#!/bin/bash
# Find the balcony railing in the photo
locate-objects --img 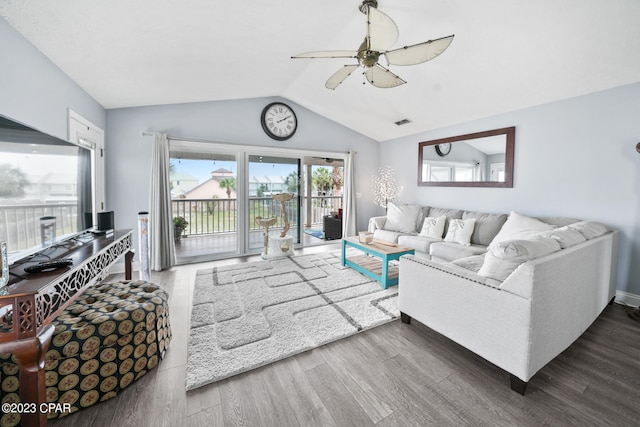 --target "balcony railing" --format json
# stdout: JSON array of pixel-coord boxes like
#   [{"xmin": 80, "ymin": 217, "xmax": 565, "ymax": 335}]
[
  {"xmin": 172, "ymin": 196, "xmax": 342, "ymax": 237},
  {"xmin": 0, "ymin": 203, "xmax": 78, "ymax": 256}
]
